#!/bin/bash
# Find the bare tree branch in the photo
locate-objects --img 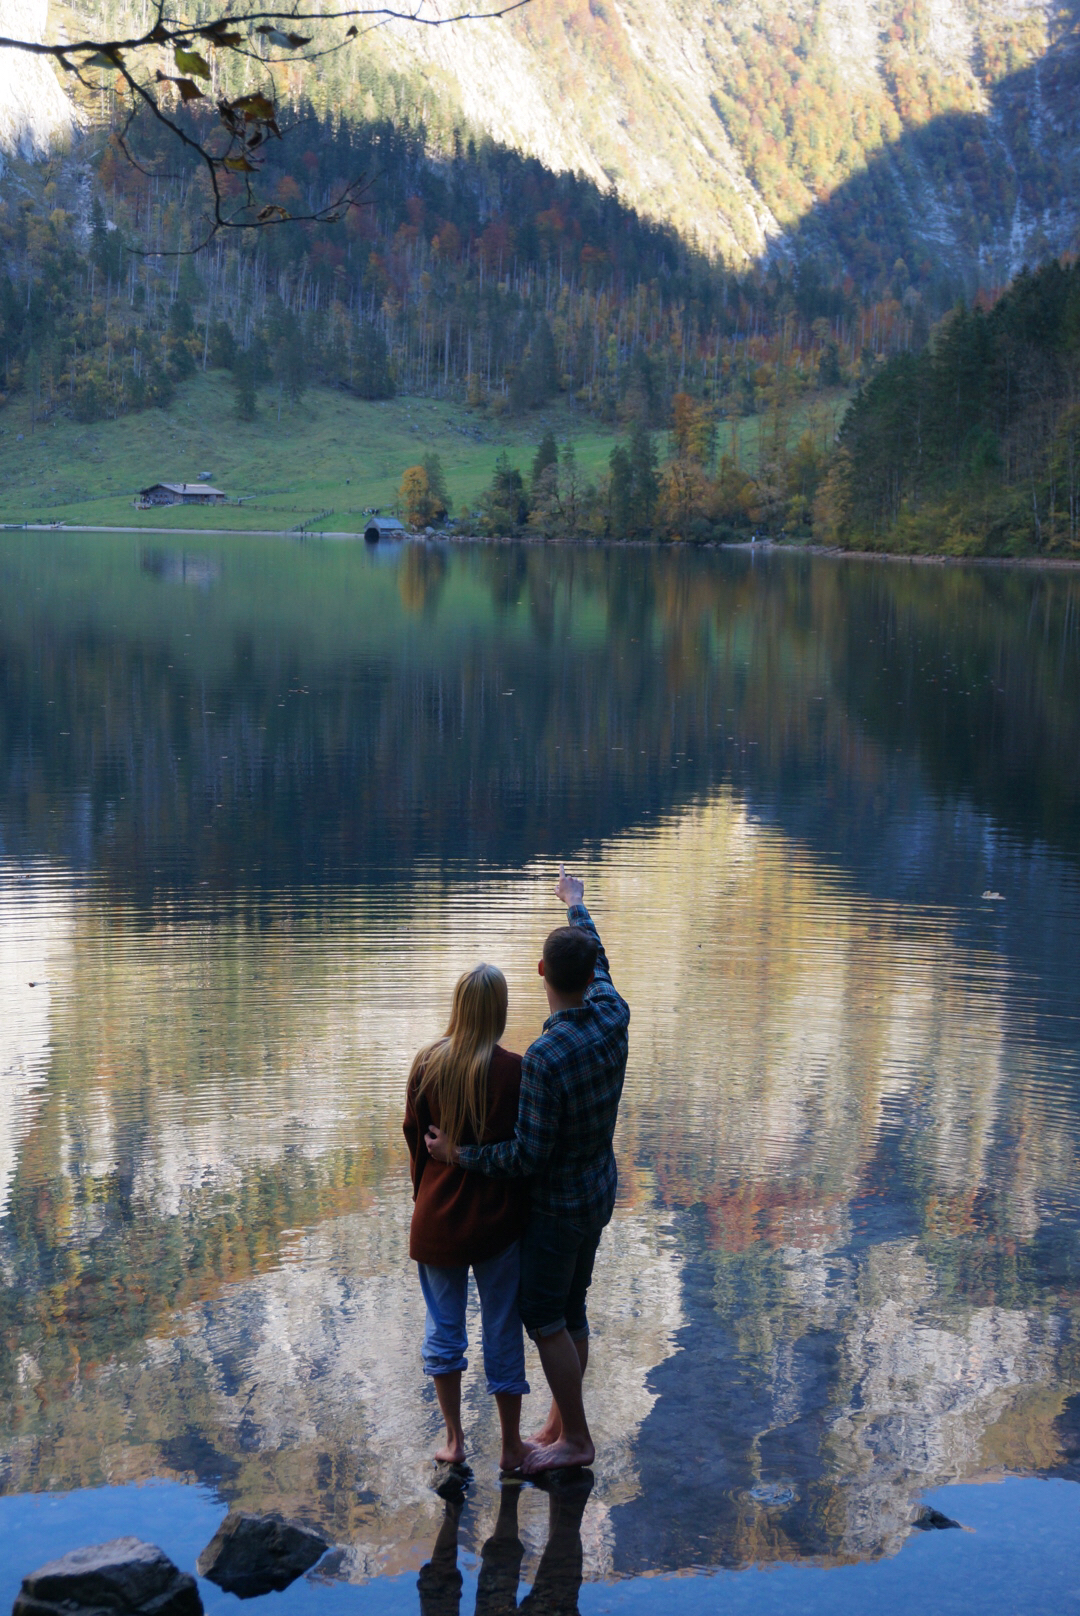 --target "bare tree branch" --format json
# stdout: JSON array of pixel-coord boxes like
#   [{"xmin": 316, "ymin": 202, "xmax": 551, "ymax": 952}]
[{"xmin": 0, "ymin": 1, "xmax": 530, "ymax": 242}]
